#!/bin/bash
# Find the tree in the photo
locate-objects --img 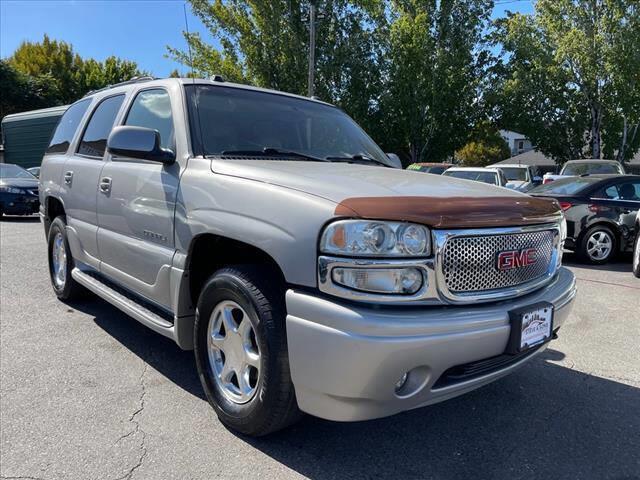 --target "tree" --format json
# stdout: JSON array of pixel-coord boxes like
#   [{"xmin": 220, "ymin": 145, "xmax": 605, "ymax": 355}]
[
  {"xmin": 455, "ymin": 121, "xmax": 510, "ymax": 166},
  {"xmin": 492, "ymin": 0, "xmax": 640, "ymax": 163},
  {"xmin": 378, "ymin": 0, "xmax": 494, "ymax": 163},
  {"xmin": 0, "ymin": 60, "xmax": 60, "ymax": 119}
]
